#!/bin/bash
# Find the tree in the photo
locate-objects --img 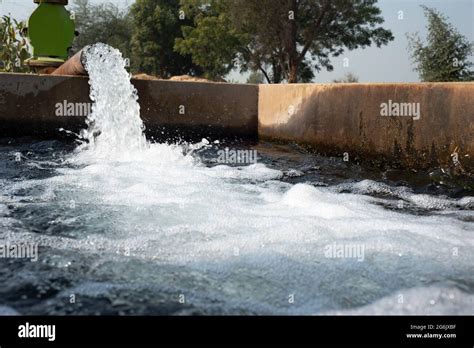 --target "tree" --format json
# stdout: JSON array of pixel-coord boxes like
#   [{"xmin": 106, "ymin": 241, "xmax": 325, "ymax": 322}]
[
  {"xmin": 173, "ymin": 0, "xmax": 242, "ymax": 79},
  {"xmin": 332, "ymin": 72, "xmax": 359, "ymax": 83},
  {"xmin": 246, "ymin": 71, "xmax": 266, "ymax": 84},
  {"xmin": 130, "ymin": 0, "xmax": 203, "ymax": 78},
  {"xmin": 71, "ymin": 0, "xmax": 133, "ymax": 61},
  {"xmin": 0, "ymin": 15, "xmax": 30, "ymax": 72},
  {"xmin": 176, "ymin": 0, "xmax": 393, "ymax": 83},
  {"xmin": 407, "ymin": 6, "xmax": 473, "ymax": 82}
]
